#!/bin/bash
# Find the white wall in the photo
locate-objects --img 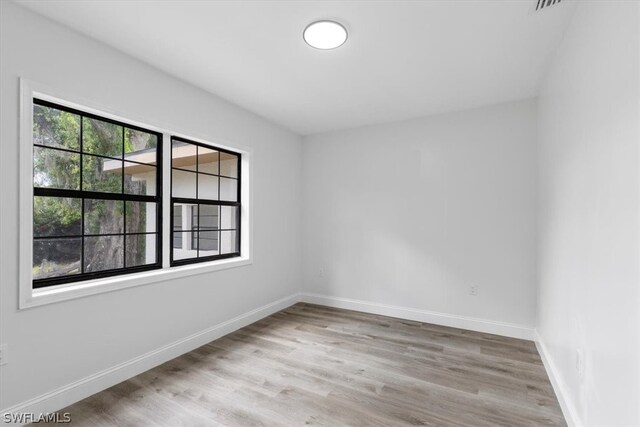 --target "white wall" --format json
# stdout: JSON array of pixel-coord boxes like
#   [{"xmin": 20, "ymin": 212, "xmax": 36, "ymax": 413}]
[
  {"xmin": 4, "ymin": 1, "xmax": 638, "ymax": 423},
  {"xmin": 536, "ymin": 2, "xmax": 640, "ymax": 426},
  {"xmin": 0, "ymin": 1, "xmax": 302, "ymax": 411},
  {"xmin": 302, "ymin": 99, "xmax": 538, "ymax": 330}
]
